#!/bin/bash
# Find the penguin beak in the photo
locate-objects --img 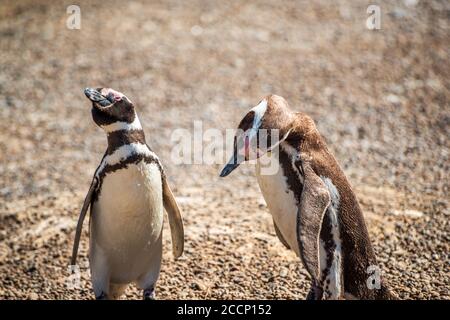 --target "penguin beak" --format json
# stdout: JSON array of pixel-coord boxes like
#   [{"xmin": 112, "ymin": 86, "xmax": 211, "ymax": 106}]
[
  {"xmin": 84, "ymin": 87, "xmax": 113, "ymax": 107},
  {"xmin": 220, "ymin": 144, "xmax": 244, "ymax": 177},
  {"xmin": 220, "ymin": 133, "xmax": 249, "ymax": 177},
  {"xmin": 220, "ymin": 160, "xmax": 240, "ymax": 177}
]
